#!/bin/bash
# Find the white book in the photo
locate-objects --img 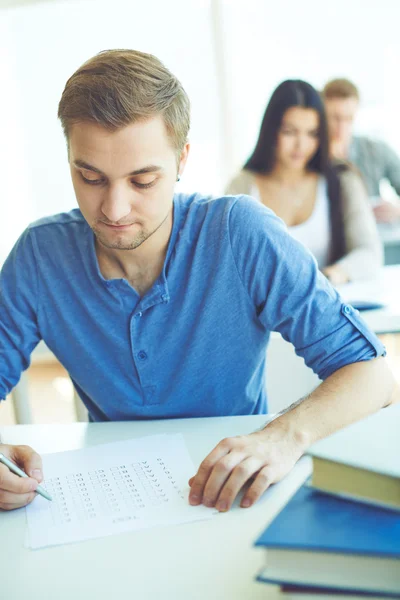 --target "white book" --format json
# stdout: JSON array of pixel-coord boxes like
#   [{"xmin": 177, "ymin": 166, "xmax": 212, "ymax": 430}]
[{"xmin": 307, "ymin": 404, "xmax": 400, "ymax": 510}]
